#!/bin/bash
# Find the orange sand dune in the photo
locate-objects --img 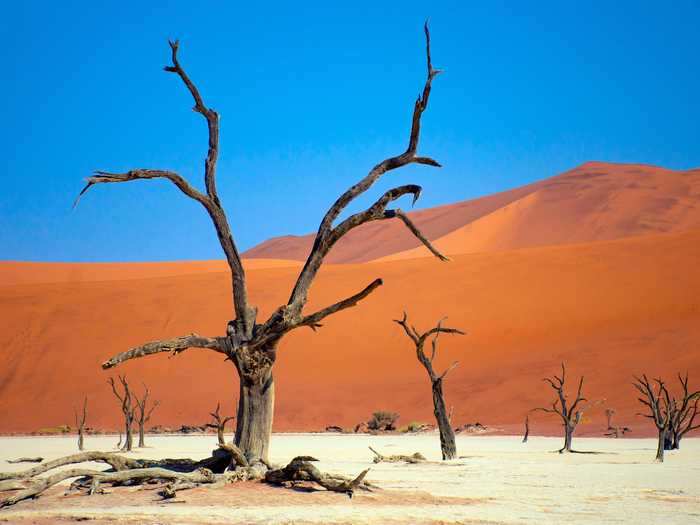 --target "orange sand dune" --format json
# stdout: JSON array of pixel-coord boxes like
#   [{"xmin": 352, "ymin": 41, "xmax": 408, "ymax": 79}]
[
  {"xmin": 0, "ymin": 259, "xmax": 301, "ymax": 287},
  {"xmin": 1, "ymin": 229, "xmax": 699, "ymax": 436},
  {"xmin": 246, "ymin": 162, "xmax": 700, "ymax": 263}
]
